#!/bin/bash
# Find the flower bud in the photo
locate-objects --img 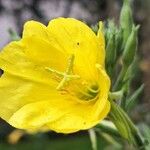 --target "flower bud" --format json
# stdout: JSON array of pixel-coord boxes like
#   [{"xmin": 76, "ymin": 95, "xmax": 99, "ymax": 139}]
[
  {"xmin": 105, "ymin": 20, "xmax": 117, "ymax": 75},
  {"xmin": 105, "ymin": 20, "xmax": 115, "ymax": 45},
  {"xmin": 109, "ymin": 100, "xmax": 145, "ymax": 147},
  {"xmin": 106, "ymin": 34, "xmax": 116, "ymax": 65},
  {"xmin": 122, "ymin": 25, "xmax": 139, "ymax": 67},
  {"xmin": 115, "ymin": 28, "xmax": 123, "ymax": 56},
  {"xmin": 120, "ymin": 0, "xmax": 133, "ymax": 47}
]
